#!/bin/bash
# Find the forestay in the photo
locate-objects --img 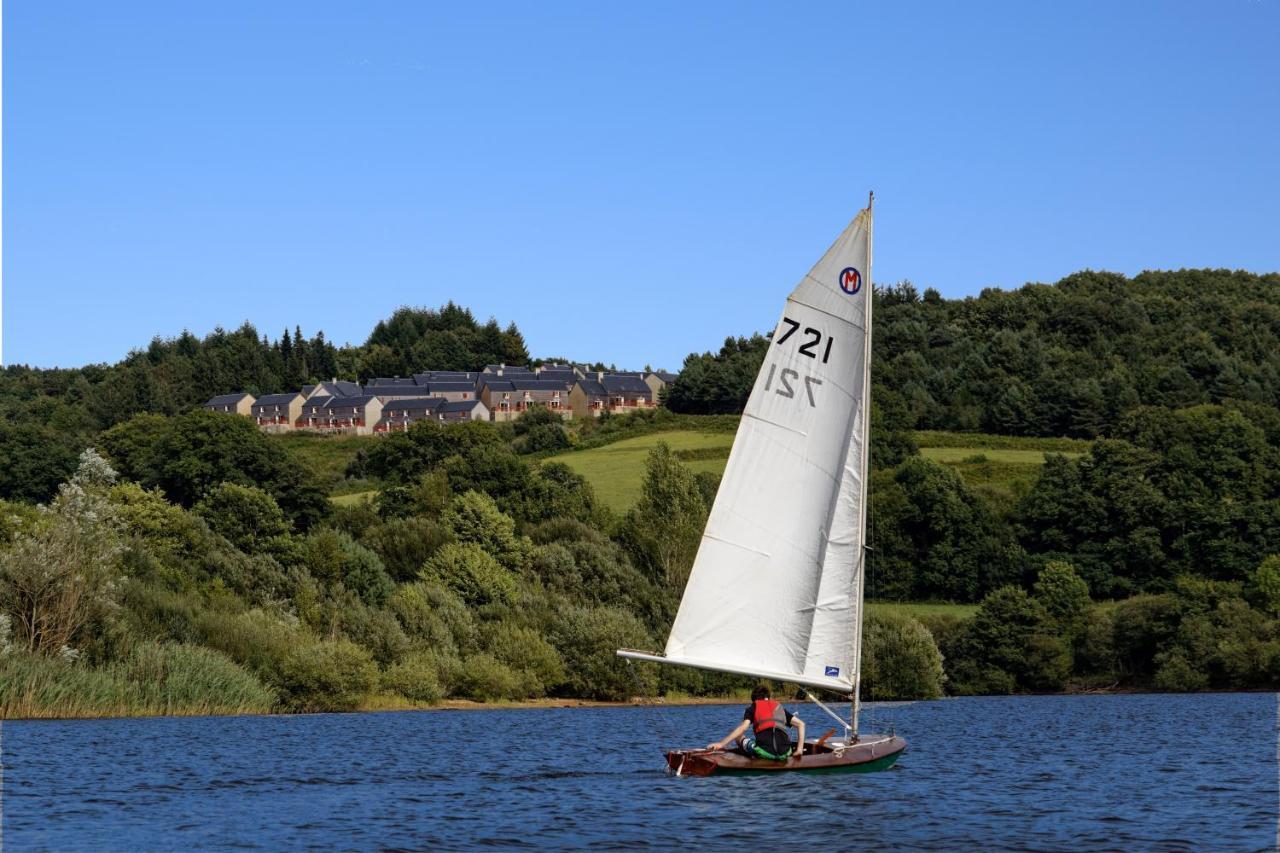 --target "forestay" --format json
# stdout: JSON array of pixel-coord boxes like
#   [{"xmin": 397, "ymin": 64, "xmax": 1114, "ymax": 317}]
[{"xmin": 635, "ymin": 206, "xmax": 874, "ymax": 693}]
